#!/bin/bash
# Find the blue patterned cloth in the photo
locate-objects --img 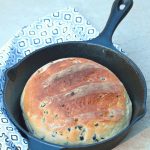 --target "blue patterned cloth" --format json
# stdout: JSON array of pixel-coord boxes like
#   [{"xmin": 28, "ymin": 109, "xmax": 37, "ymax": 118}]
[{"xmin": 0, "ymin": 7, "xmax": 123, "ymax": 150}]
